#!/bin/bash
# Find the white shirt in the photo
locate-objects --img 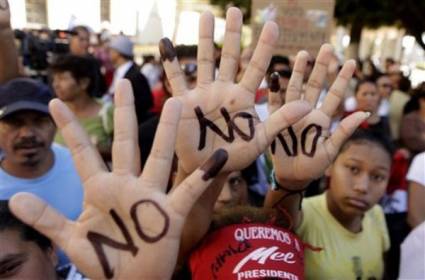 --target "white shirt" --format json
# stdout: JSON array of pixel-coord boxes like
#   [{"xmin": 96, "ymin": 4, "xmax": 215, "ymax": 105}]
[
  {"xmin": 407, "ymin": 152, "xmax": 425, "ymax": 186},
  {"xmin": 108, "ymin": 61, "xmax": 133, "ymax": 95},
  {"xmin": 399, "ymin": 221, "xmax": 425, "ymax": 279}
]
